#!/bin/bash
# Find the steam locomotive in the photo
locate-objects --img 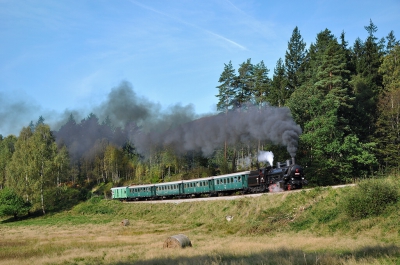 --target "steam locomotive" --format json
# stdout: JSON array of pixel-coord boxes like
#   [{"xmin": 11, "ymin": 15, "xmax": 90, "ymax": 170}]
[
  {"xmin": 111, "ymin": 158, "xmax": 307, "ymax": 201},
  {"xmin": 248, "ymin": 157, "xmax": 307, "ymax": 193}
]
